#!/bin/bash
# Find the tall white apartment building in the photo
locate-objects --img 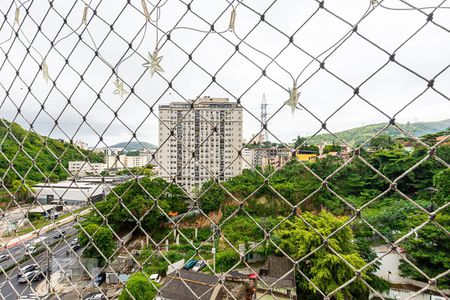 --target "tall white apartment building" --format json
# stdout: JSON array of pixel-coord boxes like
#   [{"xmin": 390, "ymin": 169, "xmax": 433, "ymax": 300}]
[{"xmin": 158, "ymin": 96, "xmax": 243, "ymax": 192}]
